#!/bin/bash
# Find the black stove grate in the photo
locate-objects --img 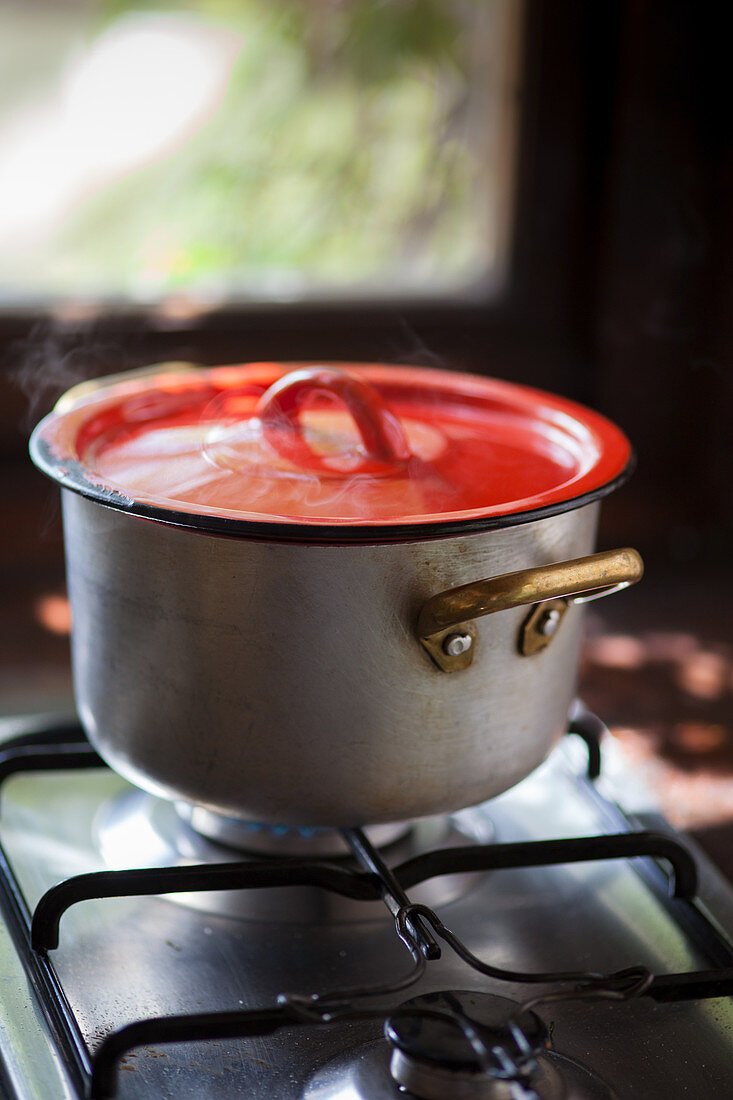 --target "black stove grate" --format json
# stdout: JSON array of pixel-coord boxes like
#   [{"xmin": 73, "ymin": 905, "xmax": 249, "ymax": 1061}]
[{"xmin": 1, "ymin": 717, "xmax": 732, "ymax": 1099}]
